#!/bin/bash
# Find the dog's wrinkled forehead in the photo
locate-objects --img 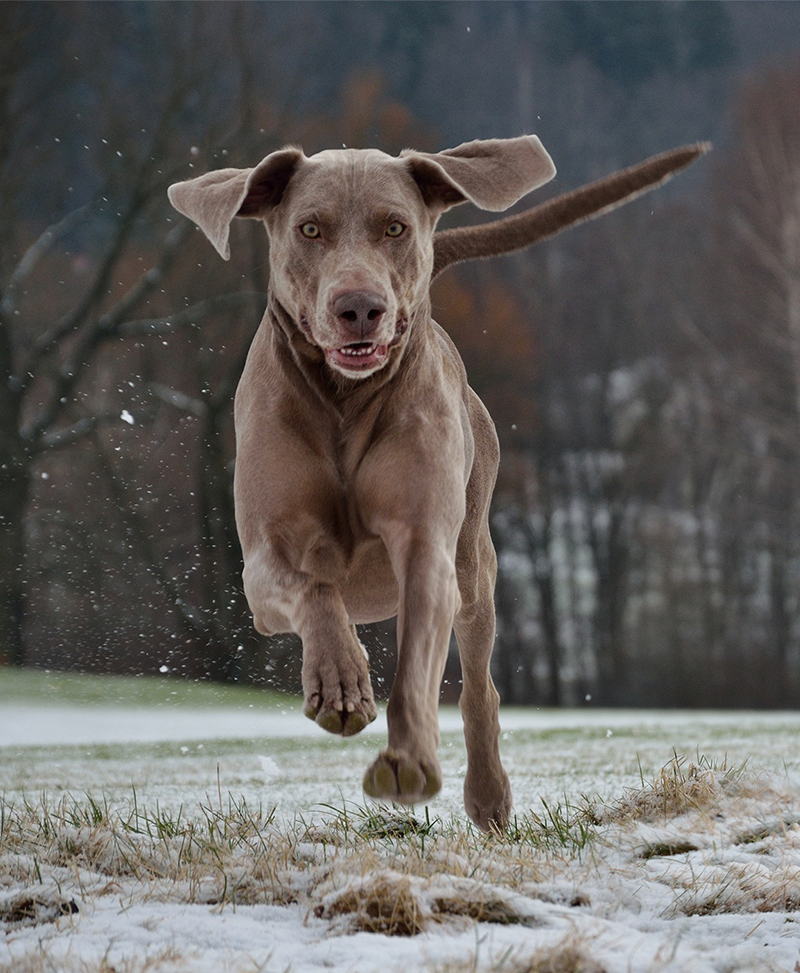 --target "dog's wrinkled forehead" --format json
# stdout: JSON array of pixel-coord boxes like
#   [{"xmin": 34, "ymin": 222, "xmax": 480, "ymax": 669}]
[
  {"xmin": 309, "ymin": 147, "xmax": 392, "ymax": 167},
  {"xmin": 277, "ymin": 148, "xmax": 427, "ymax": 222}
]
